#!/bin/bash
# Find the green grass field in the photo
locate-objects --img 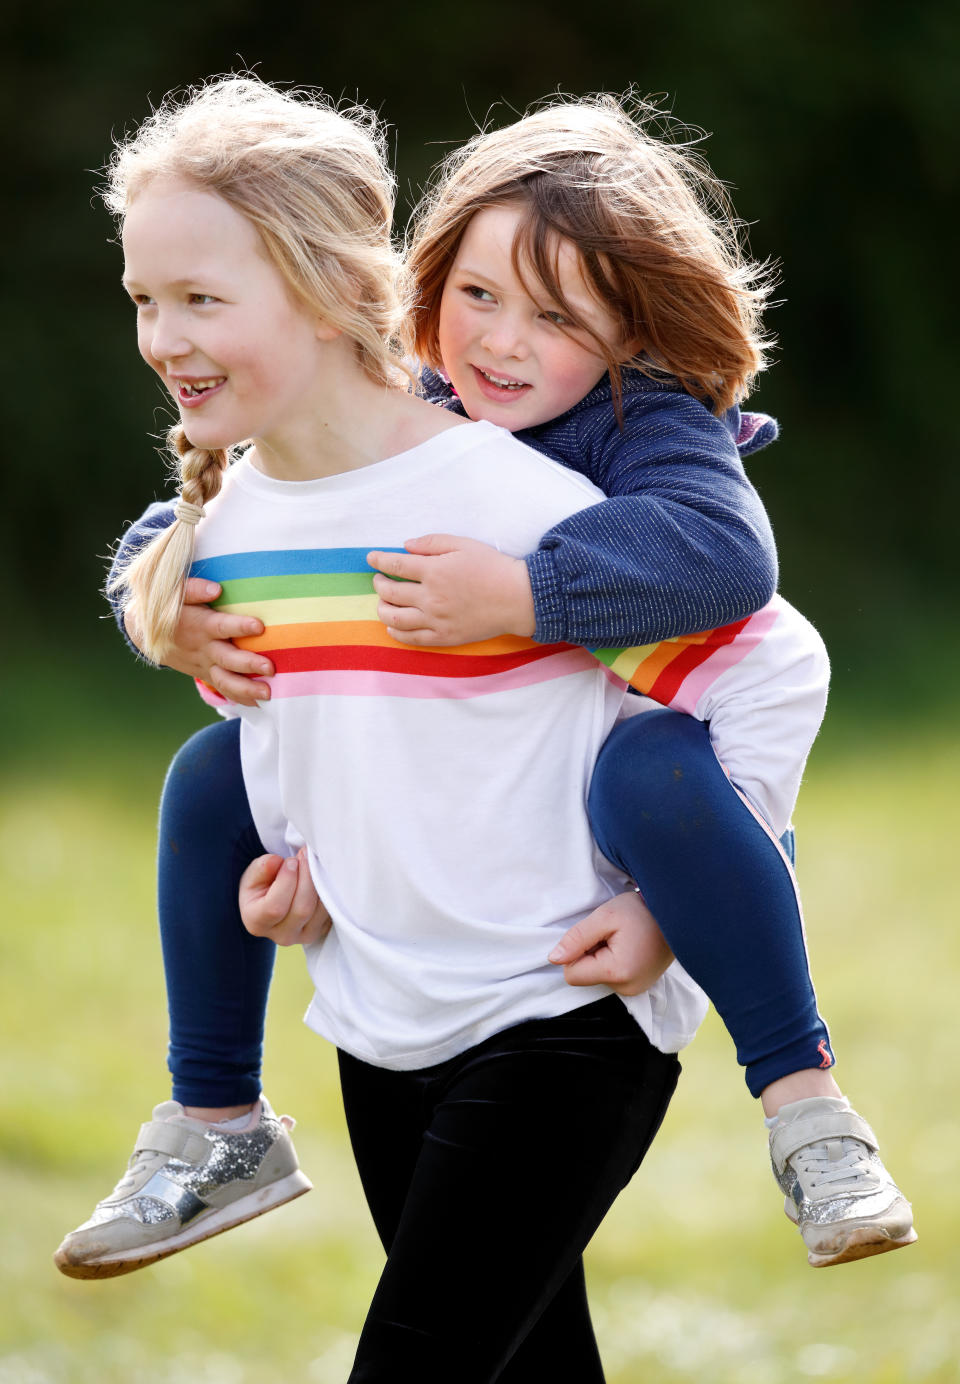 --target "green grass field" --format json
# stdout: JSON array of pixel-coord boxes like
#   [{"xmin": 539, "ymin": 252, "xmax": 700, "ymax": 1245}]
[{"xmin": 2, "ymin": 680, "xmax": 957, "ymax": 1382}]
